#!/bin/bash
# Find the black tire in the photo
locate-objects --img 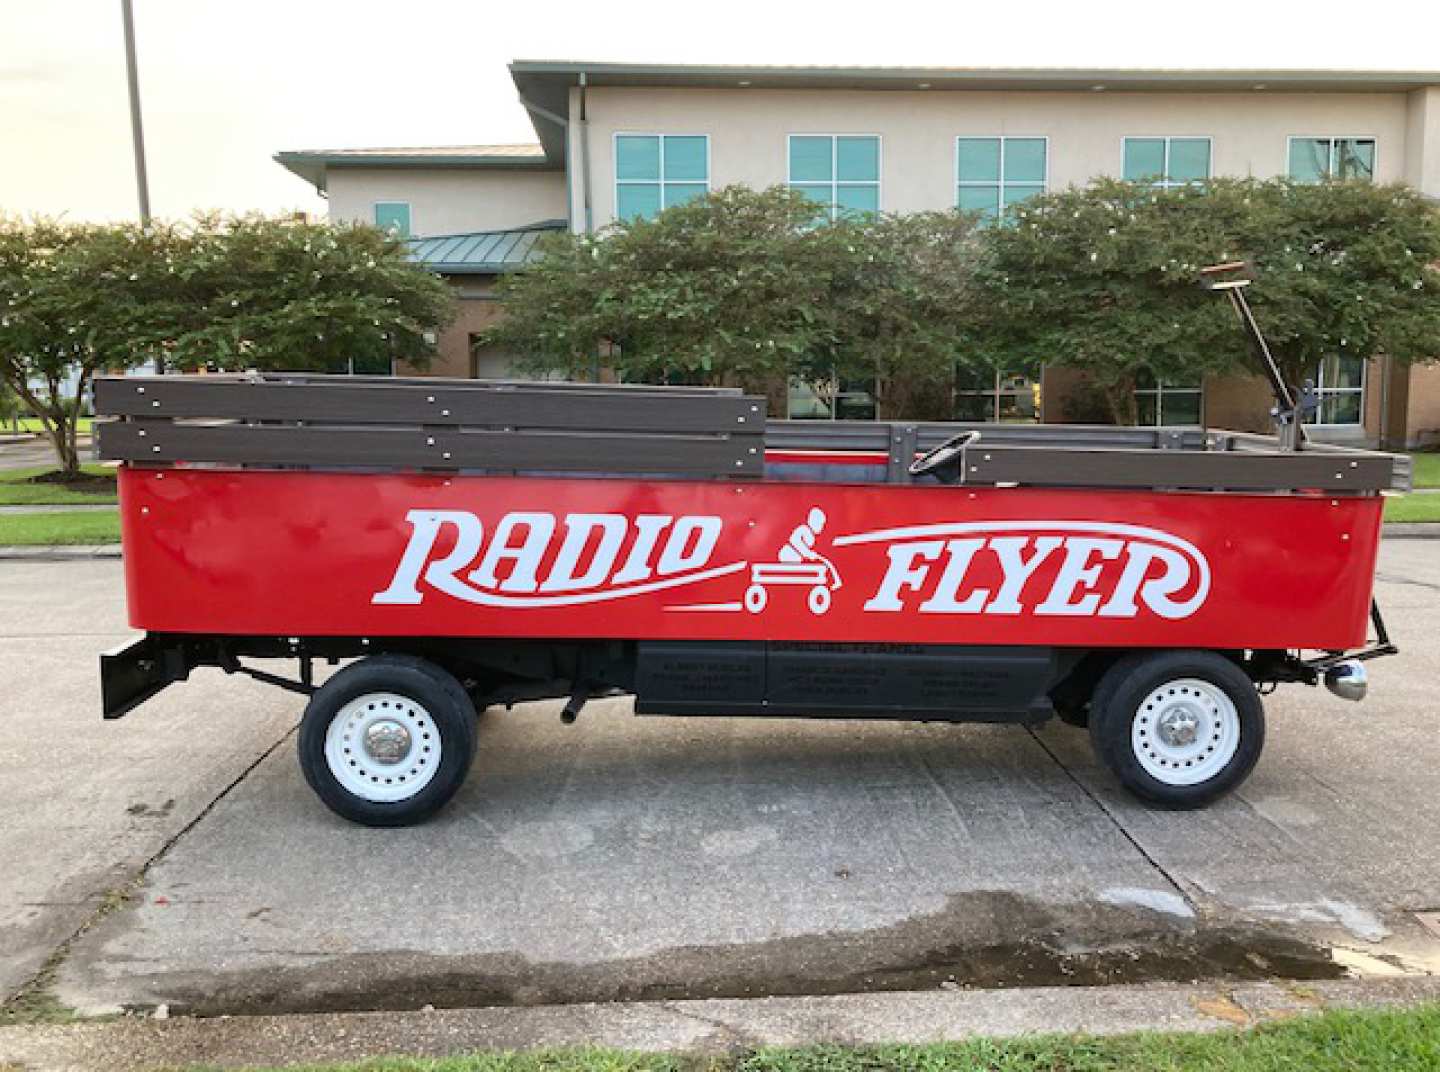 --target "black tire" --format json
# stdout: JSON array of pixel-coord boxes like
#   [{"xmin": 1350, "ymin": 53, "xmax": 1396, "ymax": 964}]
[
  {"xmin": 298, "ymin": 655, "xmax": 477, "ymax": 827},
  {"xmin": 1088, "ymin": 650, "xmax": 1264, "ymax": 809}
]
